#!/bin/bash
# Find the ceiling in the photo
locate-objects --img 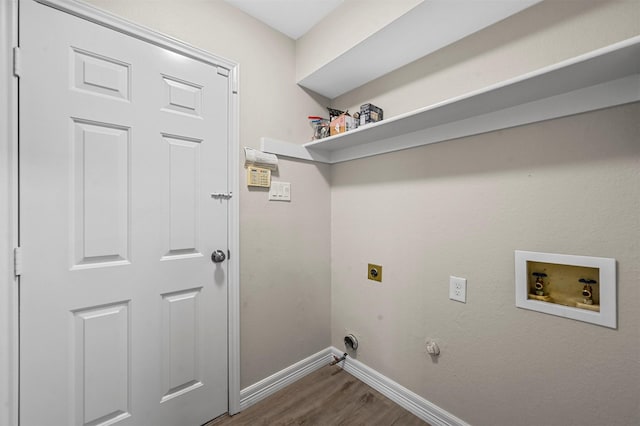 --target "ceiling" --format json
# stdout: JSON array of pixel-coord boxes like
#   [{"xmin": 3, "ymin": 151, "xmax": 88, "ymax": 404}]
[{"xmin": 224, "ymin": 0, "xmax": 343, "ymax": 40}]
